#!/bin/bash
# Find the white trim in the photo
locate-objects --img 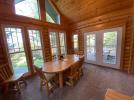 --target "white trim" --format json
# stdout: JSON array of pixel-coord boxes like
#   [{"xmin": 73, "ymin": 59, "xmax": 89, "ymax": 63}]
[{"xmin": 84, "ymin": 32, "xmax": 97, "ymax": 64}]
